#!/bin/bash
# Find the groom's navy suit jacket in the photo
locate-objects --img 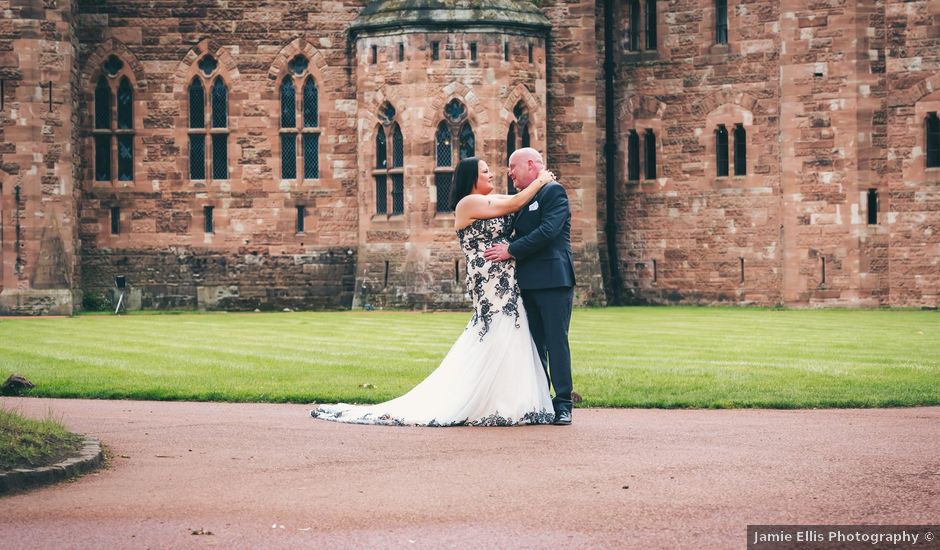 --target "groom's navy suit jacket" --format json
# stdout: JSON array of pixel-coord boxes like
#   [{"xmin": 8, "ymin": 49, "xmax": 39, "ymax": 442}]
[{"xmin": 507, "ymin": 181, "xmax": 576, "ymax": 290}]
